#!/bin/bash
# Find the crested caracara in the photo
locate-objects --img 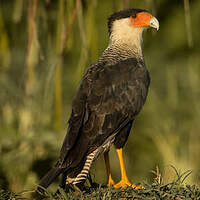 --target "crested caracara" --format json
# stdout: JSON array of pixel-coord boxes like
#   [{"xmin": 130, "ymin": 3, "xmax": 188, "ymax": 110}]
[{"xmin": 38, "ymin": 8, "xmax": 159, "ymax": 191}]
